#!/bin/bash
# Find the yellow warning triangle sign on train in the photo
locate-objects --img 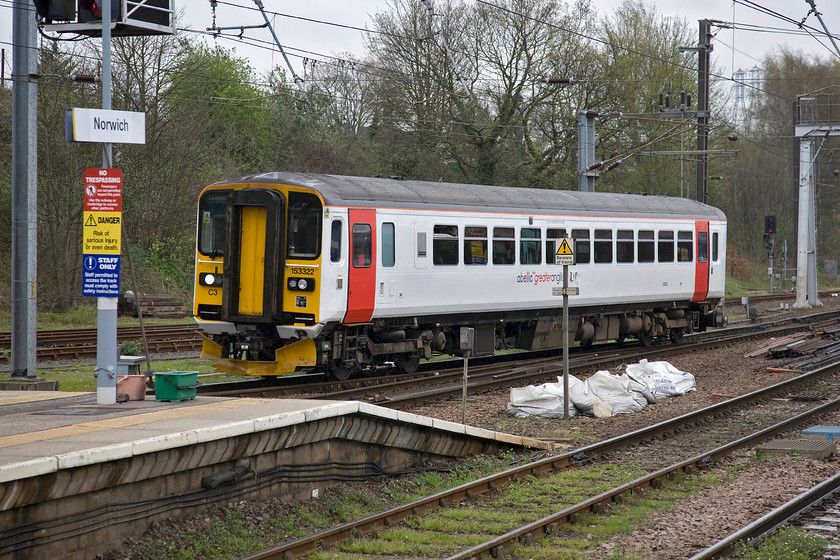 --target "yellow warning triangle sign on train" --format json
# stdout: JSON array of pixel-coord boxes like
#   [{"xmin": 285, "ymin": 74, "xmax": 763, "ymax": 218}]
[{"xmin": 556, "ymin": 238, "xmax": 573, "ymax": 256}]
